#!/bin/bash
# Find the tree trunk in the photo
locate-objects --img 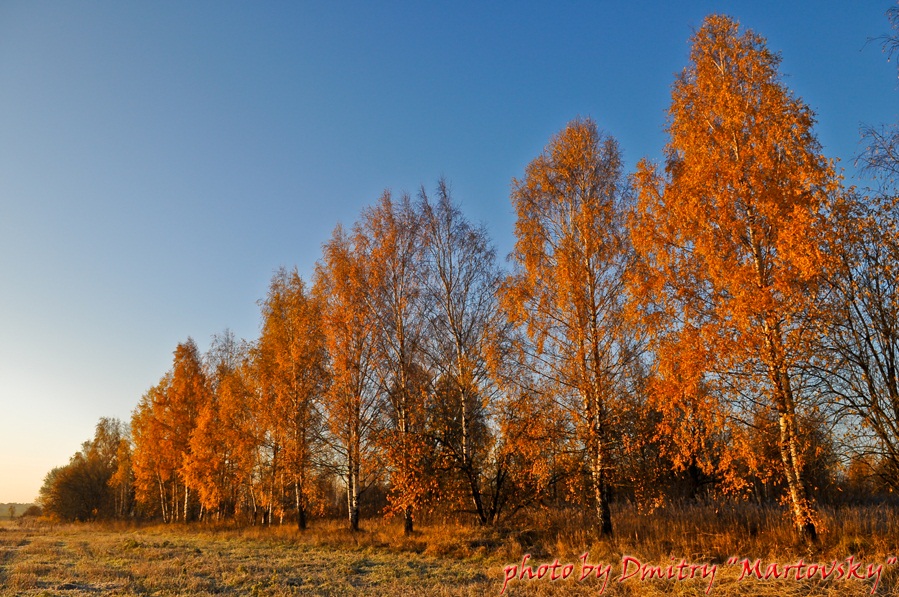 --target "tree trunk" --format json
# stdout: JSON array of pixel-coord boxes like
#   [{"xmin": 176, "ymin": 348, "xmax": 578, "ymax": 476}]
[
  {"xmin": 765, "ymin": 324, "xmax": 817, "ymax": 542},
  {"xmin": 157, "ymin": 473, "xmax": 168, "ymax": 523},
  {"xmin": 778, "ymin": 409, "xmax": 817, "ymax": 541},
  {"xmin": 591, "ymin": 441, "xmax": 613, "ymax": 537},
  {"xmin": 171, "ymin": 483, "xmax": 178, "ymax": 524},
  {"xmin": 465, "ymin": 464, "xmax": 488, "ymax": 525},
  {"xmin": 348, "ymin": 477, "xmax": 360, "ymax": 532},
  {"xmin": 587, "ymin": 387, "xmax": 613, "ymax": 537},
  {"xmin": 295, "ymin": 481, "xmax": 307, "ymax": 530},
  {"xmin": 398, "ymin": 370, "xmax": 415, "ymax": 536},
  {"xmin": 458, "ymin": 363, "xmax": 488, "ymax": 525},
  {"xmin": 347, "ymin": 443, "xmax": 360, "ymax": 532}
]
